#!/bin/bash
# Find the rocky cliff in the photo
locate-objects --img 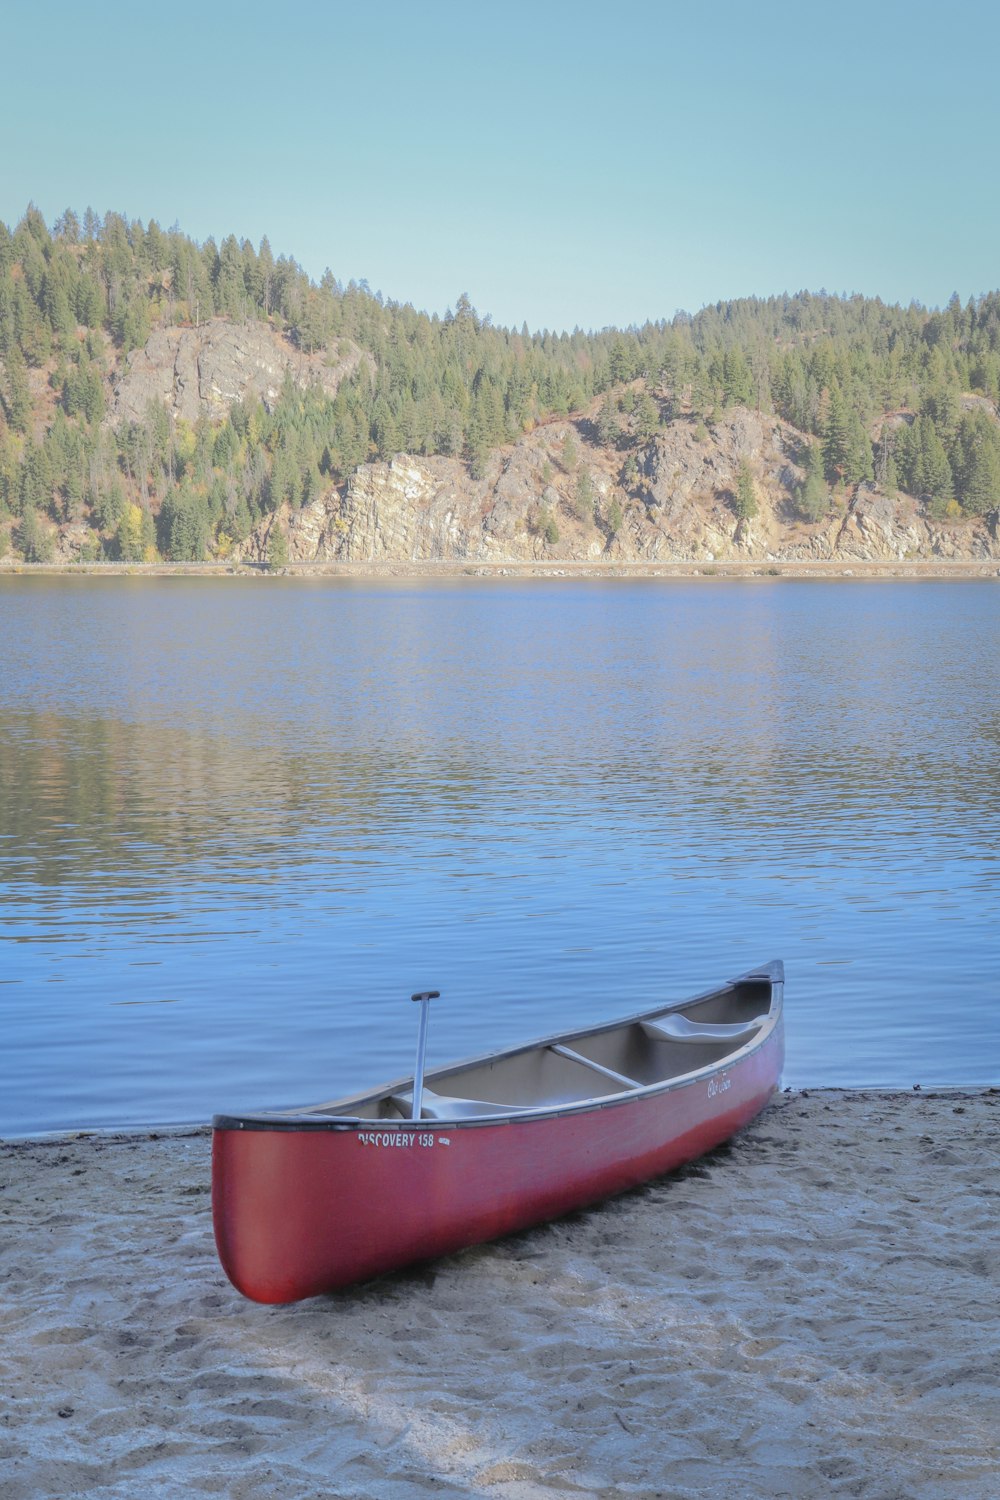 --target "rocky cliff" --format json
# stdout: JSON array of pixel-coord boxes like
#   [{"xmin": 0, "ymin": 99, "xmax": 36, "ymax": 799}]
[
  {"xmin": 241, "ymin": 402, "xmax": 1000, "ymax": 568},
  {"xmin": 108, "ymin": 320, "xmax": 369, "ymax": 428},
  {"xmin": 9, "ymin": 312, "xmax": 996, "ymax": 568}
]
